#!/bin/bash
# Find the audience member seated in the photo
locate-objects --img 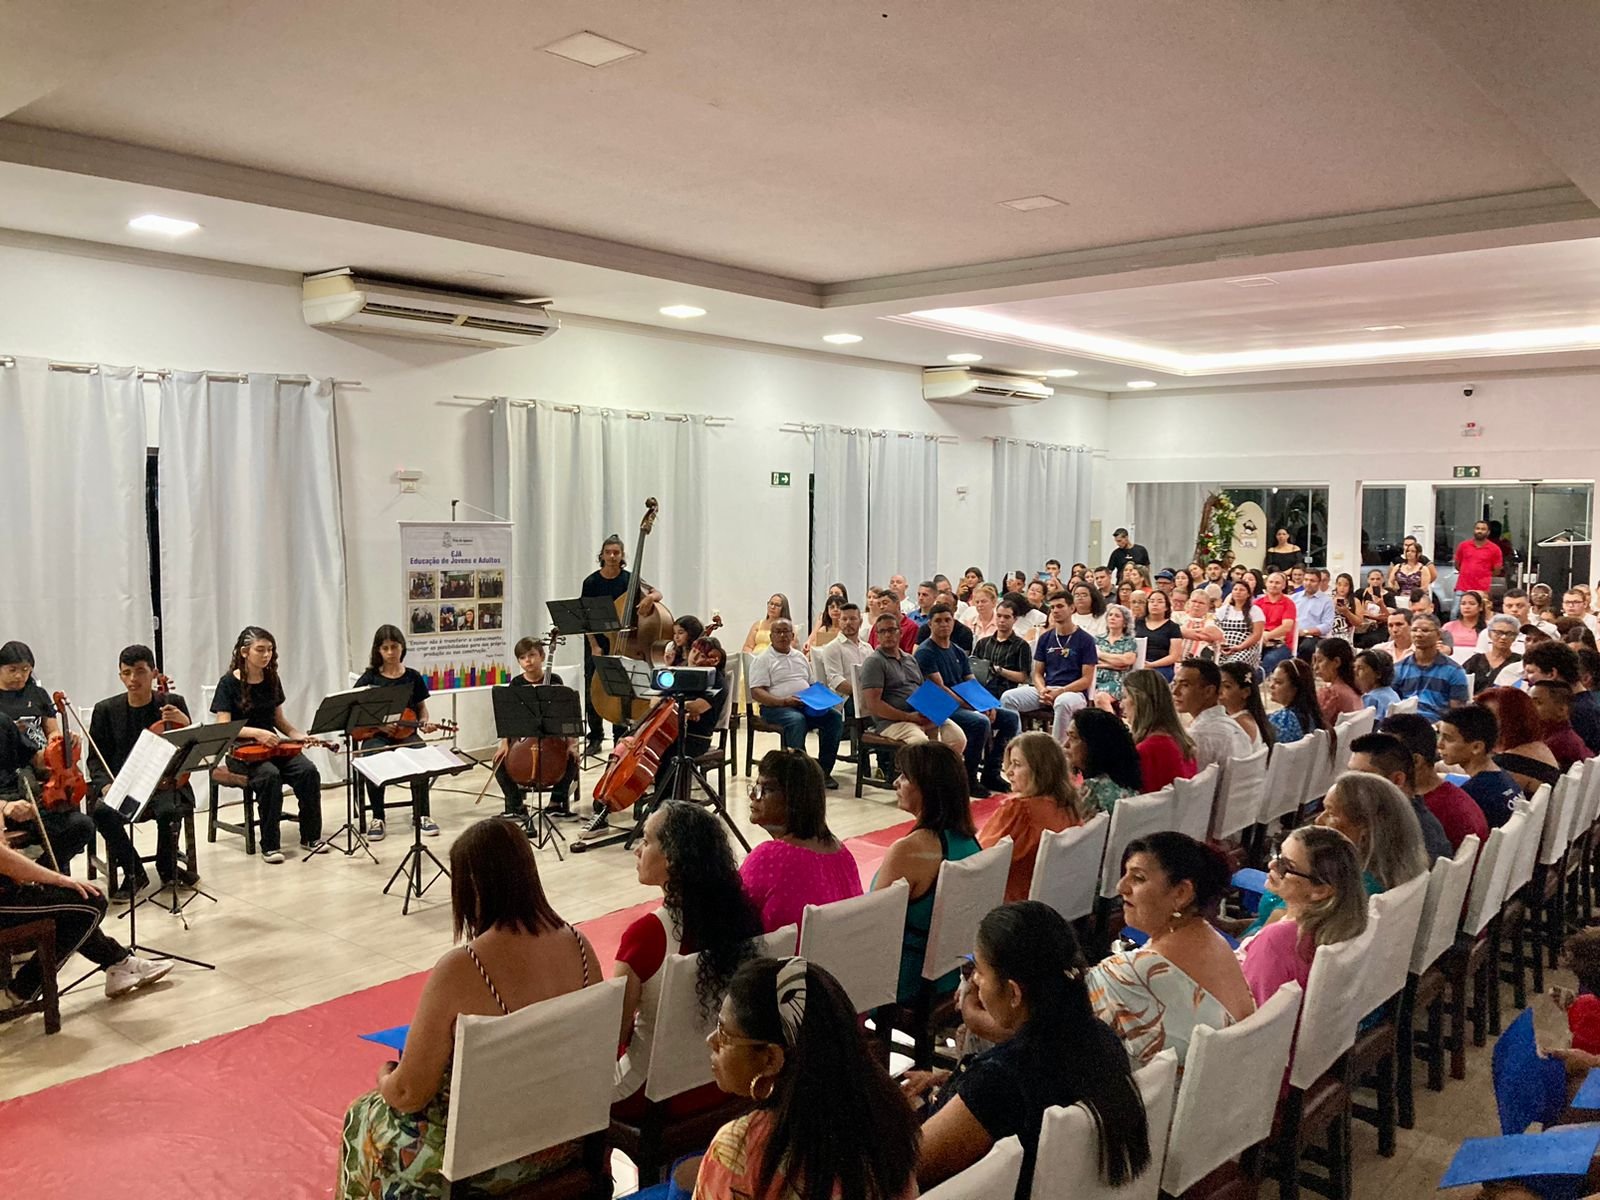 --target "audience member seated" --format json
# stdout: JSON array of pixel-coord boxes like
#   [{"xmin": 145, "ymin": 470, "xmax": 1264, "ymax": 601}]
[
  {"xmin": 1177, "ymin": 592, "xmax": 1225, "ymax": 661},
  {"xmin": 1000, "ymin": 591, "xmax": 1098, "ymax": 739},
  {"xmin": 860, "ymin": 612, "xmax": 967, "ymax": 764},
  {"xmin": 1067, "ymin": 708, "xmax": 1143, "ymax": 814},
  {"xmin": 1237, "ymin": 826, "xmax": 1368, "ymax": 1007},
  {"xmin": 1528, "ymin": 678, "xmax": 1591, "ymax": 773},
  {"xmin": 1464, "ymin": 613, "xmax": 1524, "ymax": 692},
  {"xmin": 1573, "ymin": 647, "xmax": 1600, "ymax": 756},
  {"xmin": 801, "ymin": 595, "xmax": 842, "ymax": 656},
  {"xmin": 697, "ymin": 957, "xmax": 919, "ymax": 1200},
  {"xmin": 1523, "ymin": 641, "xmax": 1600, "ymax": 760},
  {"xmin": 867, "ymin": 586, "xmax": 918, "ymax": 652},
  {"xmin": 1406, "ymin": 589, "xmax": 1454, "ymax": 649},
  {"xmin": 1136, "ymin": 589, "xmax": 1184, "ymax": 680},
  {"xmin": 1128, "ymin": 587, "xmax": 1149, "ymax": 625},
  {"xmin": 338, "ymin": 819, "xmax": 601, "ymax": 1199},
  {"xmin": 663, "ymin": 615, "xmax": 705, "ymax": 668},
  {"xmin": 1443, "ymin": 589, "xmax": 1488, "ymax": 652},
  {"xmin": 1343, "ymin": 734, "xmax": 1453, "ymax": 863},
  {"xmin": 810, "ymin": 602, "xmax": 869, "ymax": 724},
  {"xmin": 1317, "ymin": 772, "xmax": 1431, "ymax": 891},
  {"xmin": 1257, "ymin": 571, "xmax": 1300, "ymax": 674},
  {"xmin": 1477, "ymin": 686, "xmax": 1562, "ymax": 796},
  {"xmin": 742, "ymin": 594, "xmax": 790, "ymax": 658},
  {"xmin": 1389, "ymin": 536, "xmax": 1437, "ymax": 596},
  {"xmin": 978, "ymin": 731, "xmax": 1084, "ymax": 903},
  {"xmin": 1436, "ymin": 703, "xmax": 1525, "ymax": 828},
  {"xmin": 1392, "ymin": 614, "xmax": 1469, "ymax": 721},
  {"xmin": 1292, "ymin": 570, "xmax": 1334, "ymax": 660},
  {"xmin": 1266, "ymin": 658, "xmax": 1325, "ymax": 745},
  {"xmin": 1174, "ymin": 657, "xmax": 1252, "ymax": 770},
  {"xmin": 1373, "ymin": 610, "xmax": 1414, "ymax": 664},
  {"xmin": 872, "ymin": 742, "xmax": 982, "ymax": 1006},
  {"xmin": 1215, "ymin": 581, "xmax": 1266, "ymax": 671},
  {"xmin": 749, "ymin": 617, "xmax": 843, "ymax": 788},
  {"xmin": 916, "ymin": 605, "xmax": 1017, "ymax": 797},
  {"xmin": 1219, "ymin": 660, "xmax": 1273, "ymax": 749},
  {"xmin": 1090, "ymin": 832, "xmax": 1256, "ymax": 1065},
  {"xmin": 1017, "ymin": 579, "xmax": 1050, "ymax": 641},
  {"xmin": 1121, "ymin": 669, "xmax": 1198, "ymax": 791},
  {"xmin": 1378, "ymin": 713, "xmax": 1488, "ymax": 853},
  {"xmin": 1355, "ymin": 649, "xmax": 1400, "ymax": 719},
  {"xmin": 912, "ymin": 902, "xmax": 1151, "ymax": 1199},
  {"xmin": 1313, "ymin": 637, "xmax": 1365, "ymax": 726},
  {"xmin": 1069, "ymin": 581, "xmax": 1108, "ymax": 640},
  {"xmin": 1475, "ymin": 588, "xmax": 1554, "ymax": 652},
  {"xmin": 964, "ymin": 582, "xmax": 1000, "ymax": 642},
  {"xmin": 740, "ymin": 751, "xmax": 862, "ymax": 934},
  {"xmin": 1329, "ymin": 573, "xmax": 1368, "ymax": 644},
  {"xmin": 1092, "ymin": 603, "xmax": 1138, "ymax": 707}
]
